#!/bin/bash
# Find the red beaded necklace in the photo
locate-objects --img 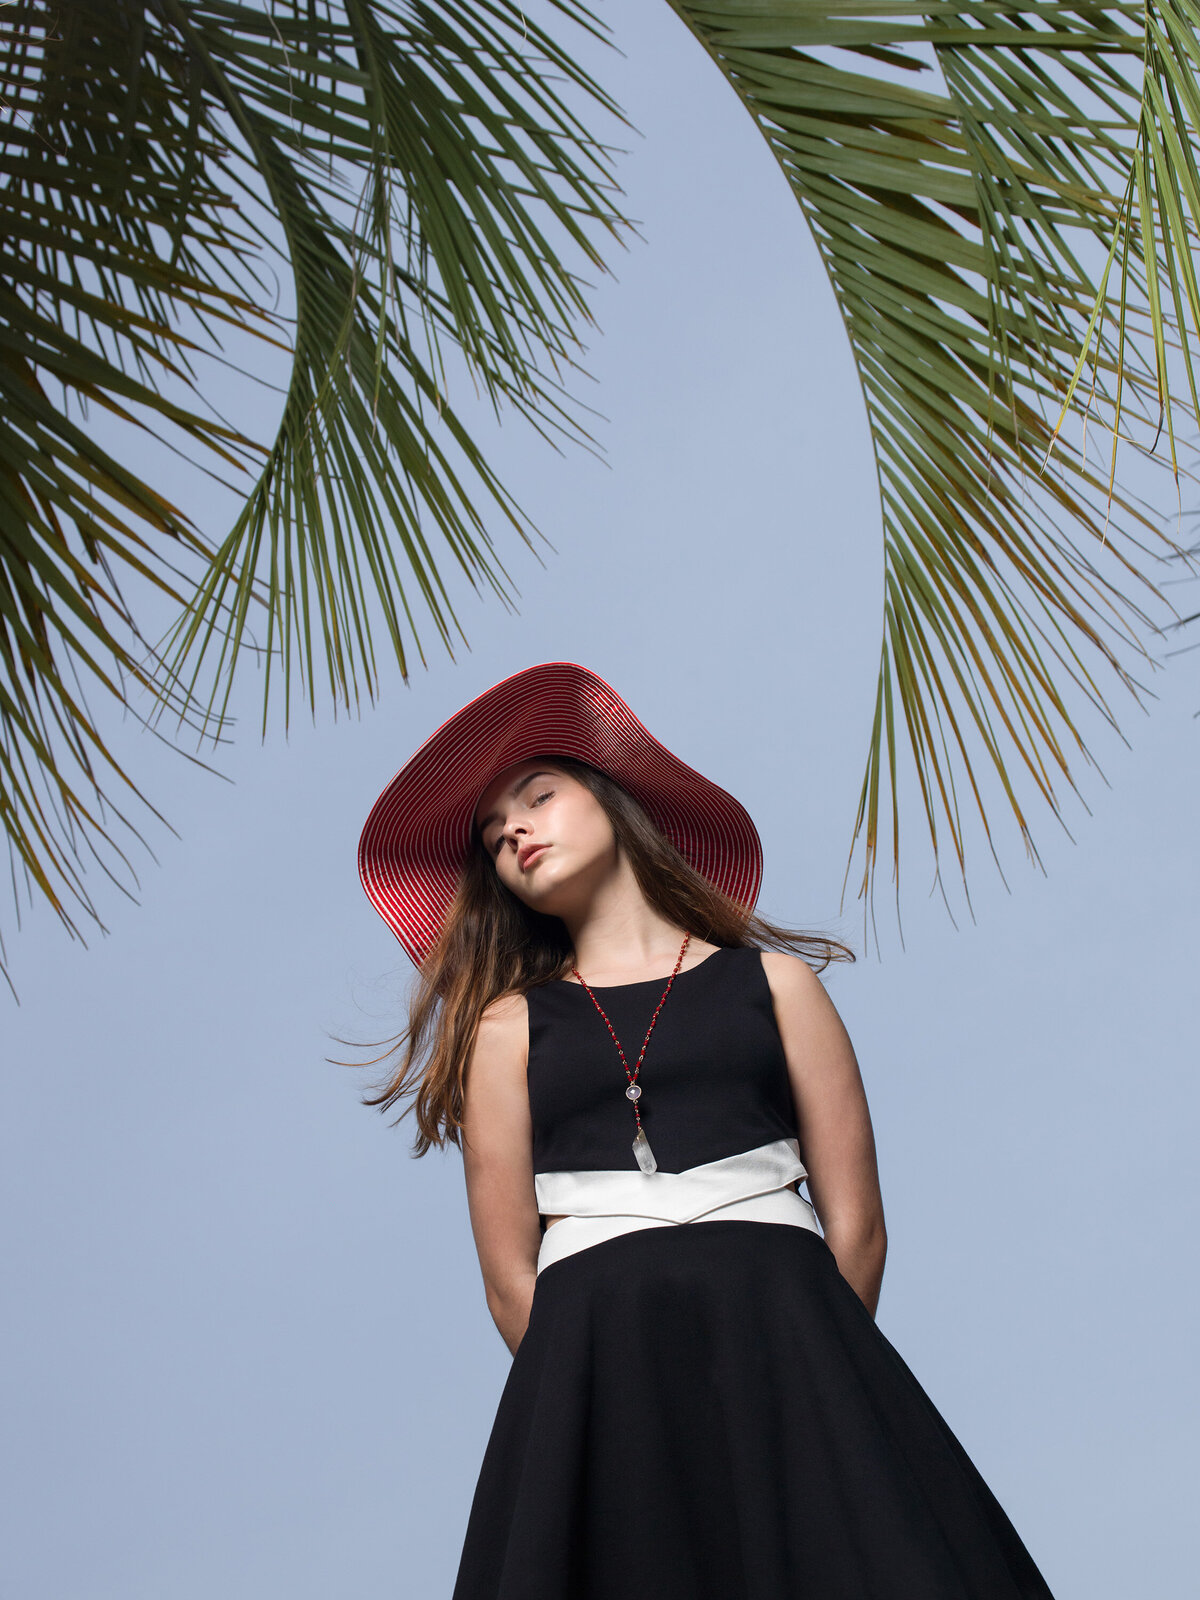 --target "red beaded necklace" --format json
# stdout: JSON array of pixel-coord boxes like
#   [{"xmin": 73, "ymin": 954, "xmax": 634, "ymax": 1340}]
[{"xmin": 569, "ymin": 930, "xmax": 692, "ymax": 1176}]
